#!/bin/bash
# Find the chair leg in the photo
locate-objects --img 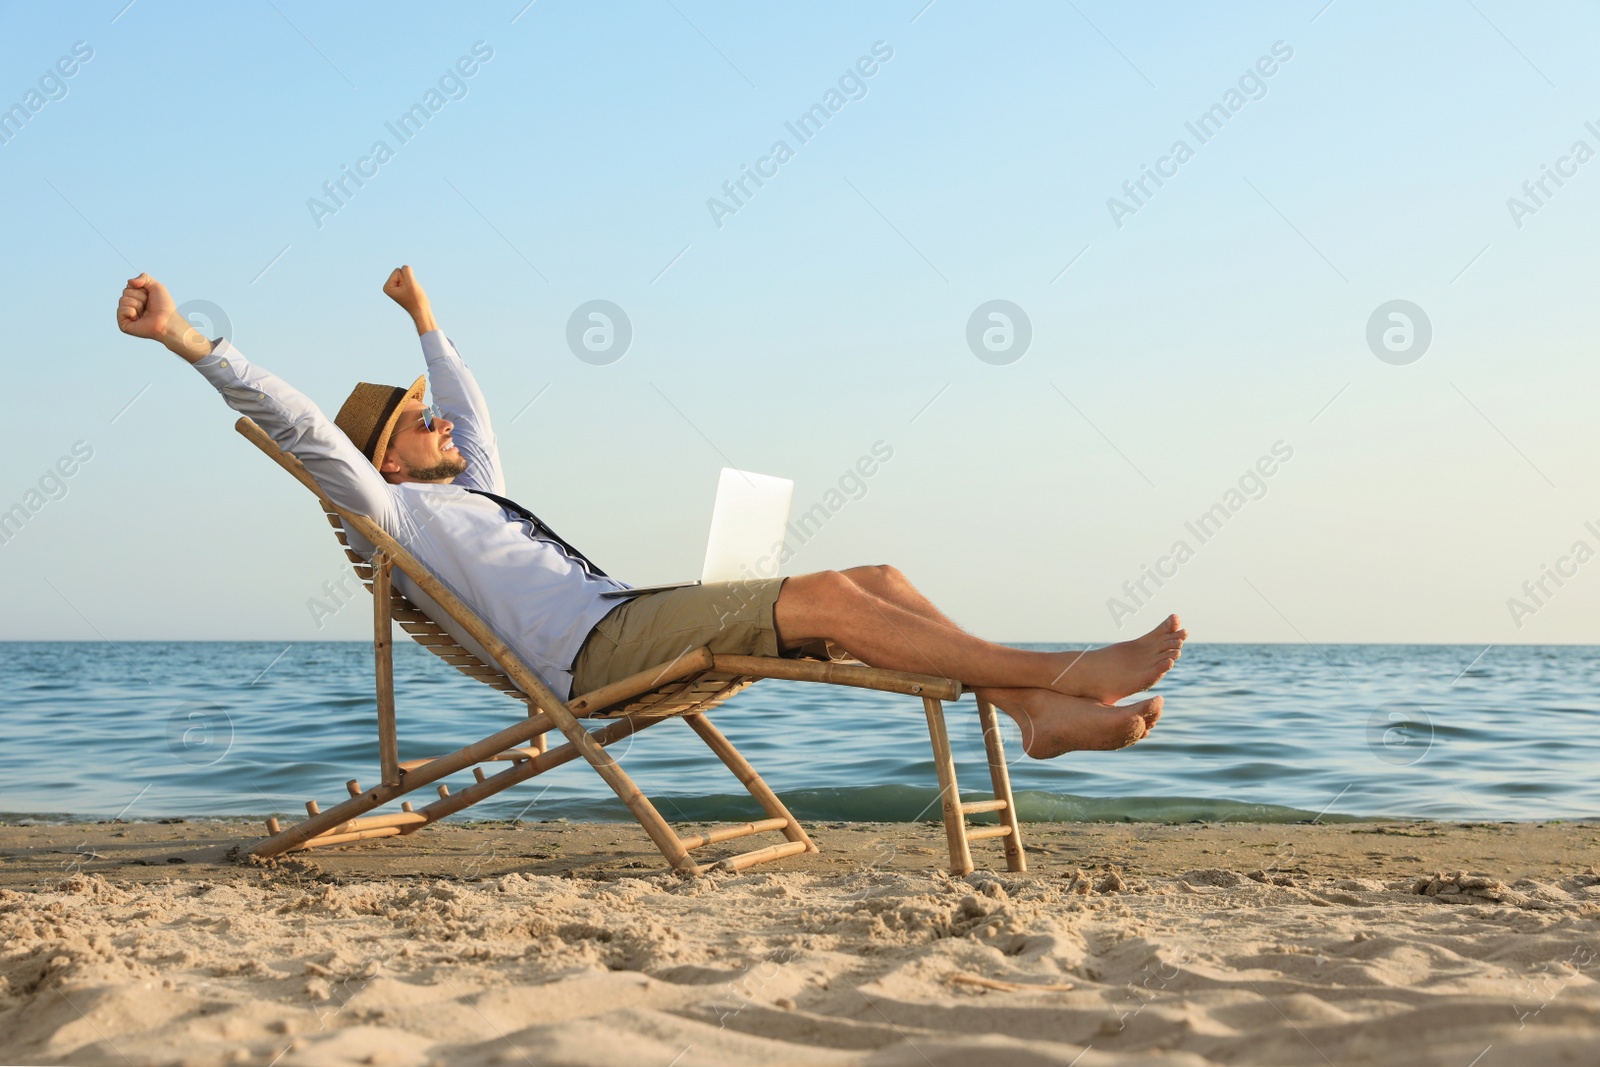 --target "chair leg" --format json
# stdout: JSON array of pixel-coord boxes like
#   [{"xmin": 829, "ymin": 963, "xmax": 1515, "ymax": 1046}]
[
  {"xmin": 975, "ymin": 696, "xmax": 1026, "ymax": 872},
  {"xmin": 372, "ymin": 553, "xmax": 401, "ymax": 788},
  {"xmin": 922, "ymin": 697, "xmax": 974, "ymax": 876},
  {"xmin": 537, "ymin": 701, "xmax": 701, "ymax": 874},
  {"xmin": 683, "ymin": 712, "xmax": 818, "ymax": 853}
]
